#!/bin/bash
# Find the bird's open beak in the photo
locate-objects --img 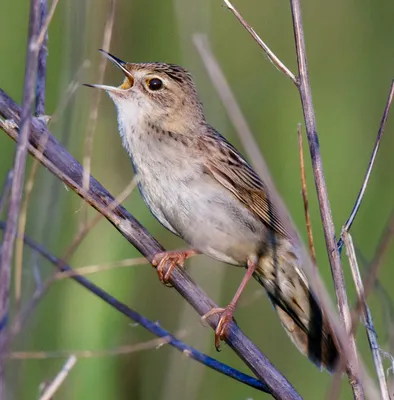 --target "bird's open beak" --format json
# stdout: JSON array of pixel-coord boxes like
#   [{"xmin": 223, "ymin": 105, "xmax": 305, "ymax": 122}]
[{"xmin": 83, "ymin": 49, "xmax": 134, "ymax": 93}]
